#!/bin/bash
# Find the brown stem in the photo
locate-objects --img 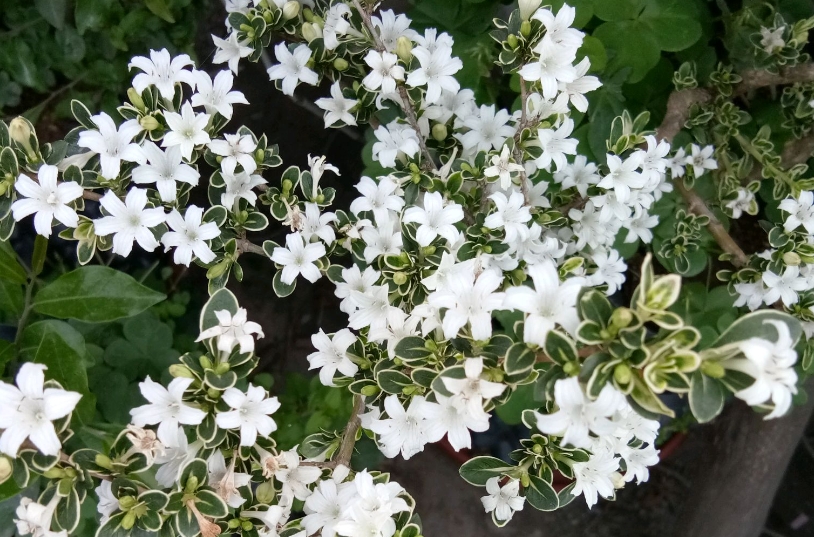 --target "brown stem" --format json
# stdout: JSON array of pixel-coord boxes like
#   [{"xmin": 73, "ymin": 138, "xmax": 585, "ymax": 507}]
[
  {"xmin": 82, "ymin": 190, "xmax": 101, "ymax": 202},
  {"xmin": 734, "ymin": 62, "xmax": 814, "ymax": 97},
  {"xmin": 334, "ymin": 394, "xmax": 364, "ymax": 467},
  {"xmin": 655, "ymin": 88, "xmax": 713, "ymax": 143},
  {"xmin": 235, "ymin": 238, "xmax": 266, "ymax": 256}
]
